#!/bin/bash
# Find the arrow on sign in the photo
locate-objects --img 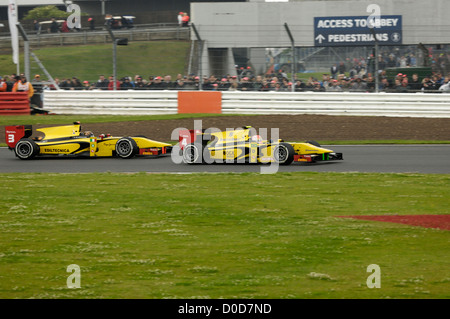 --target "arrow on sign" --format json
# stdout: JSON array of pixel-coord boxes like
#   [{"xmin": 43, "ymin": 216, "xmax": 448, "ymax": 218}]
[{"xmin": 315, "ymin": 34, "xmax": 325, "ymax": 44}]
